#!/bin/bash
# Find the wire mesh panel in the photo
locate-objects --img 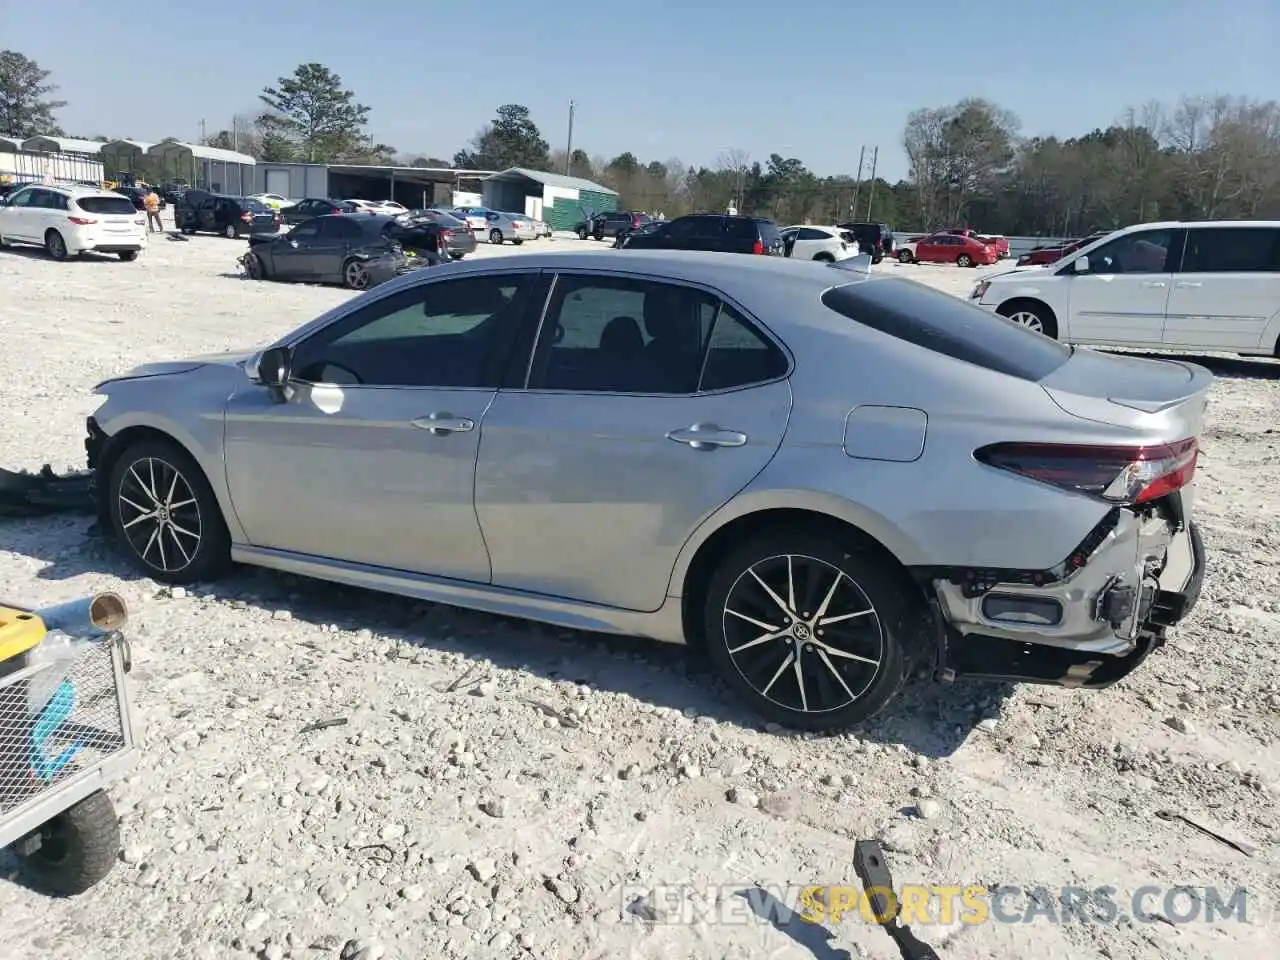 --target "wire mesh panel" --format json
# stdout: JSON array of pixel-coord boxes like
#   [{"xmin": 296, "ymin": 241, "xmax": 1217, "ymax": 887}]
[{"xmin": 0, "ymin": 639, "xmax": 128, "ymax": 816}]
